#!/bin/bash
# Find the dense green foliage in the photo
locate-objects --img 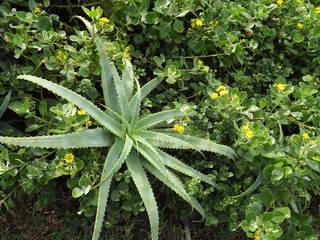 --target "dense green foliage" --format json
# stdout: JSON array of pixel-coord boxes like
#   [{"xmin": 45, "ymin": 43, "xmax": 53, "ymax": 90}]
[{"xmin": 0, "ymin": 0, "xmax": 320, "ymax": 239}]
